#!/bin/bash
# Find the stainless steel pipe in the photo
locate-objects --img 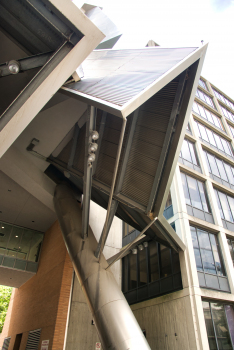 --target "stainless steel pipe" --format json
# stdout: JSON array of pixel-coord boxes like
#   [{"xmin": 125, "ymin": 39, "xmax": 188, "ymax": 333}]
[{"xmin": 54, "ymin": 183, "xmax": 151, "ymax": 350}]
